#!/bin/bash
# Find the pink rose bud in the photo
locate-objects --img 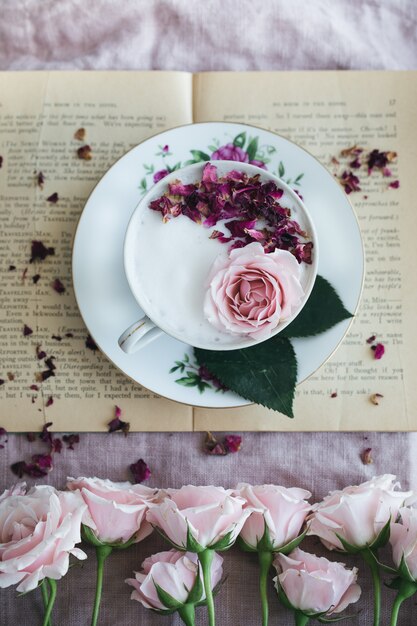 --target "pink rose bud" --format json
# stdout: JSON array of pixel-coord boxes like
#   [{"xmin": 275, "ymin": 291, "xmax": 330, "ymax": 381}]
[
  {"xmin": 390, "ymin": 507, "xmax": 417, "ymax": 580},
  {"xmin": 274, "ymin": 548, "xmax": 361, "ymax": 617},
  {"xmin": 204, "ymin": 242, "xmax": 304, "ymax": 339},
  {"xmin": 0, "ymin": 485, "xmax": 87, "ymax": 592},
  {"xmin": 237, "ymin": 483, "xmax": 312, "ymax": 551},
  {"xmin": 126, "ymin": 549, "xmax": 223, "ymax": 611},
  {"xmin": 146, "ymin": 485, "xmax": 253, "ymax": 551},
  {"xmin": 308, "ymin": 474, "xmax": 414, "ymax": 551},
  {"xmin": 67, "ymin": 476, "xmax": 156, "ymax": 545}
]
